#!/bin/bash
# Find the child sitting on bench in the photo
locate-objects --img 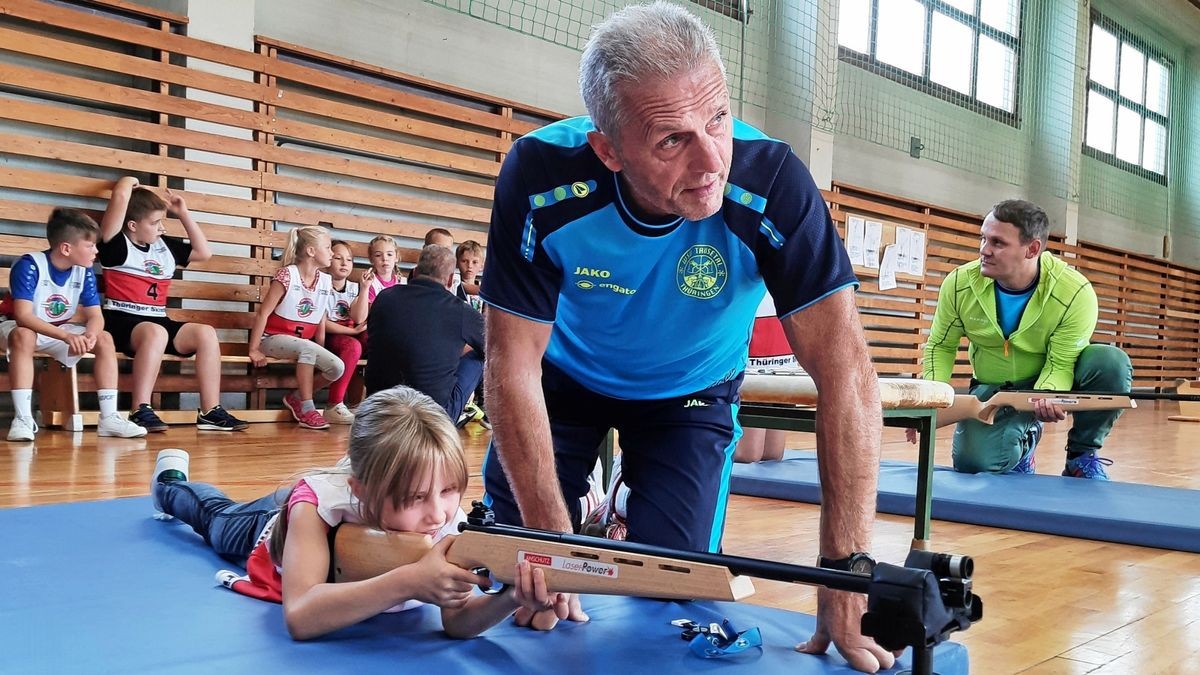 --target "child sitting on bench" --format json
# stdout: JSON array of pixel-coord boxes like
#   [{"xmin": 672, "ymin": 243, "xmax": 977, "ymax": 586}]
[{"xmin": 0, "ymin": 208, "xmax": 146, "ymax": 441}]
